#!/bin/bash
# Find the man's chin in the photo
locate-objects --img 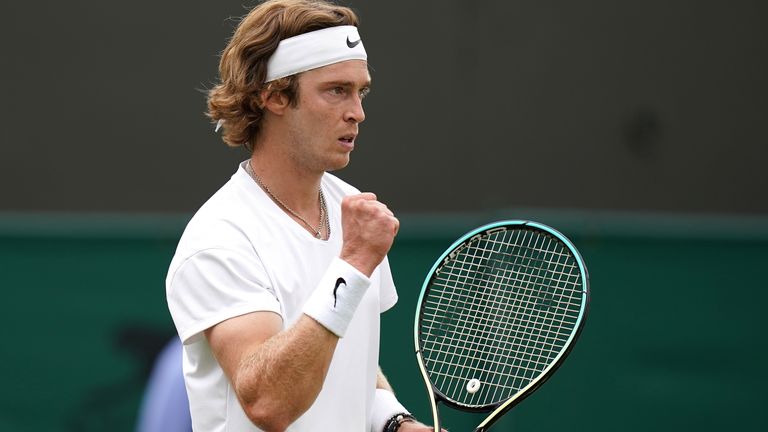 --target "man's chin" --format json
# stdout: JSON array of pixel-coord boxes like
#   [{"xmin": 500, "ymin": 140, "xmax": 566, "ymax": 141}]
[{"xmin": 326, "ymin": 156, "xmax": 351, "ymax": 172}]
